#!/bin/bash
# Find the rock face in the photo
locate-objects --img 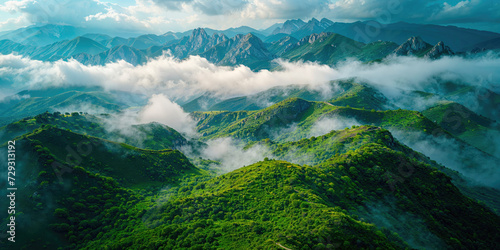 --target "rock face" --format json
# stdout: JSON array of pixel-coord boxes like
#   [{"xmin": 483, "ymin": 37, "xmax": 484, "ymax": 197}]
[
  {"xmin": 298, "ymin": 32, "xmax": 333, "ymax": 46},
  {"xmin": 187, "ymin": 28, "xmax": 210, "ymax": 52},
  {"xmin": 218, "ymin": 33, "xmax": 275, "ymax": 65},
  {"xmin": 272, "ymin": 19, "xmax": 306, "ymax": 35},
  {"xmin": 425, "ymin": 41, "xmax": 454, "ymax": 59},
  {"xmin": 393, "ymin": 36, "xmax": 432, "ymax": 55},
  {"xmin": 73, "ymin": 45, "xmax": 147, "ymax": 65}
]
